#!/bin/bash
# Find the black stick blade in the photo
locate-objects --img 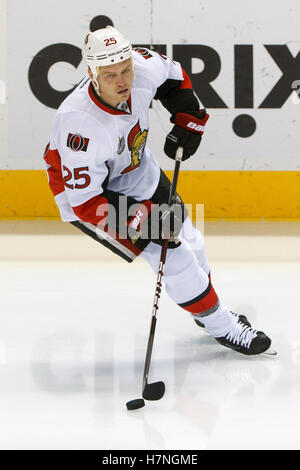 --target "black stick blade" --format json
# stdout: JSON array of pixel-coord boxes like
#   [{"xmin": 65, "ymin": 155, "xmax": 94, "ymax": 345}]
[
  {"xmin": 143, "ymin": 381, "xmax": 165, "ymax": 401},
  {"xmin": 126, "ymin": 398, "xmax": 145, "ymax": 410}
]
